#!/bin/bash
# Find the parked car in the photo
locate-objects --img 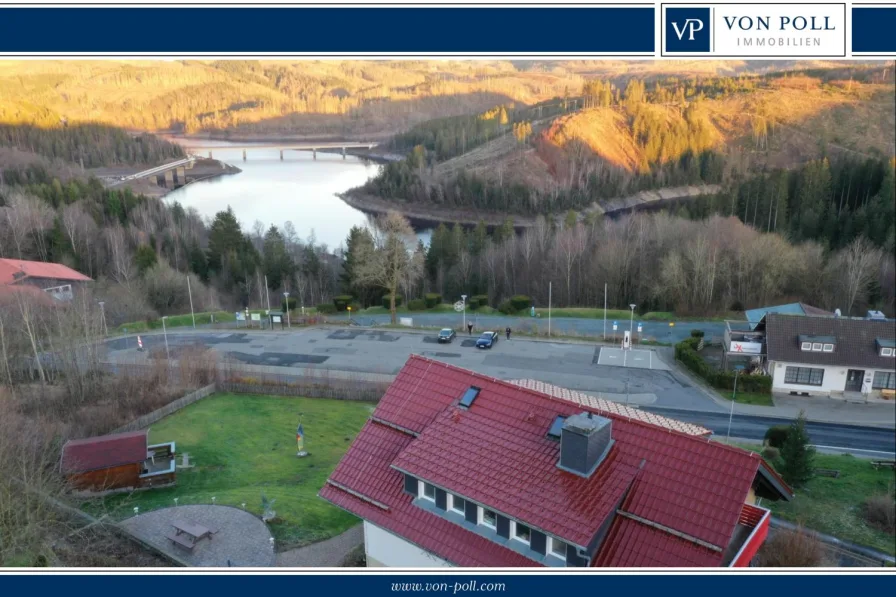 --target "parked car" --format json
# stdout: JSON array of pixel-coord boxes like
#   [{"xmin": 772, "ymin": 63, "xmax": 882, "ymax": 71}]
[
  {"xmin": 437, "ymin": 328, "xmax": 456, "ymax": 343},
  {"xmin": 476, "ymin": 331, "xmax": 499, "ymax": 349}
]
